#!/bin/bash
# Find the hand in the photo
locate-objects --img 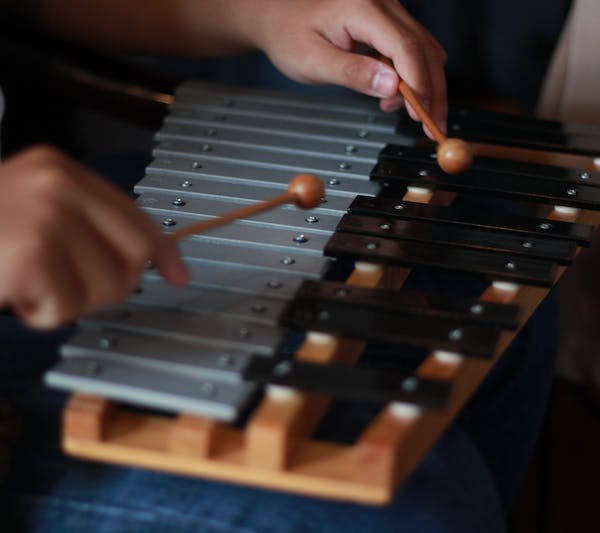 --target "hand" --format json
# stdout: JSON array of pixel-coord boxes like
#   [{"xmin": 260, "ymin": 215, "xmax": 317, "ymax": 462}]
[
  {"xmin": 249, "ymin": 0, "xmax": 447, "ymax": 136},
  {"xmin": 0, "ymin": 146, "xmax": 188, "ymax": 329}
]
